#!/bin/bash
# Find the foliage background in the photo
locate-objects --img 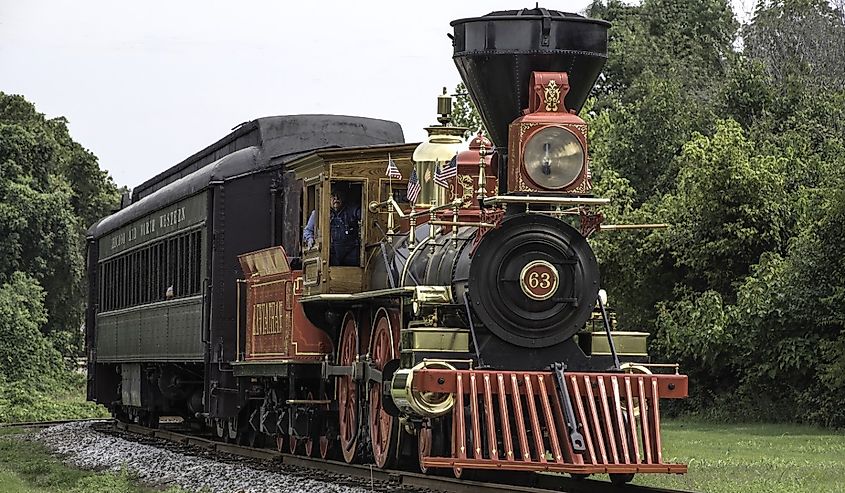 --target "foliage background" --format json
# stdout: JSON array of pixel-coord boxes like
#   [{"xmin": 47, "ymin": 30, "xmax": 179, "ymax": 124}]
[
  {"xmin": 456, "ymin": 0, "xmax": 845, "ymax": 426},
  {"xmin": 0, "ymin": 92, "xmax": 118, "ymax": 421}
]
